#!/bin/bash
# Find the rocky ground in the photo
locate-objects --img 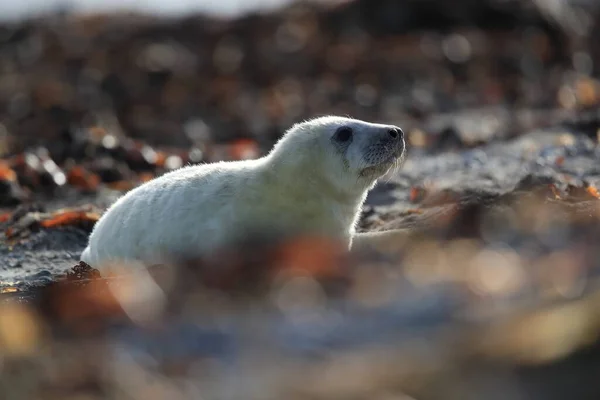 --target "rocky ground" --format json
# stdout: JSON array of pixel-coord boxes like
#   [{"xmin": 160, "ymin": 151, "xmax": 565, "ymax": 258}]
[{"xmin": 1, "ymin": 1, "xmax": 600, "ymax": 399}]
